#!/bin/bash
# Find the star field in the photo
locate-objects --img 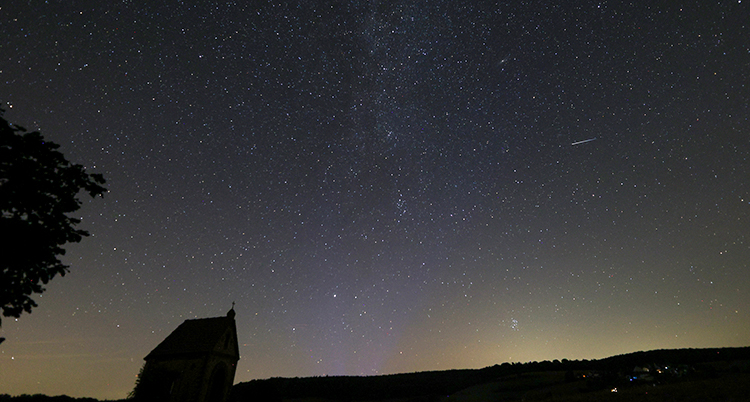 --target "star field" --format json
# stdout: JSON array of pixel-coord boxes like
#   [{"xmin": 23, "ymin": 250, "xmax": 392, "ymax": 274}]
[{"xmin": 1, "ymin": 1, "xmax": 749, "ymax": 399}]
